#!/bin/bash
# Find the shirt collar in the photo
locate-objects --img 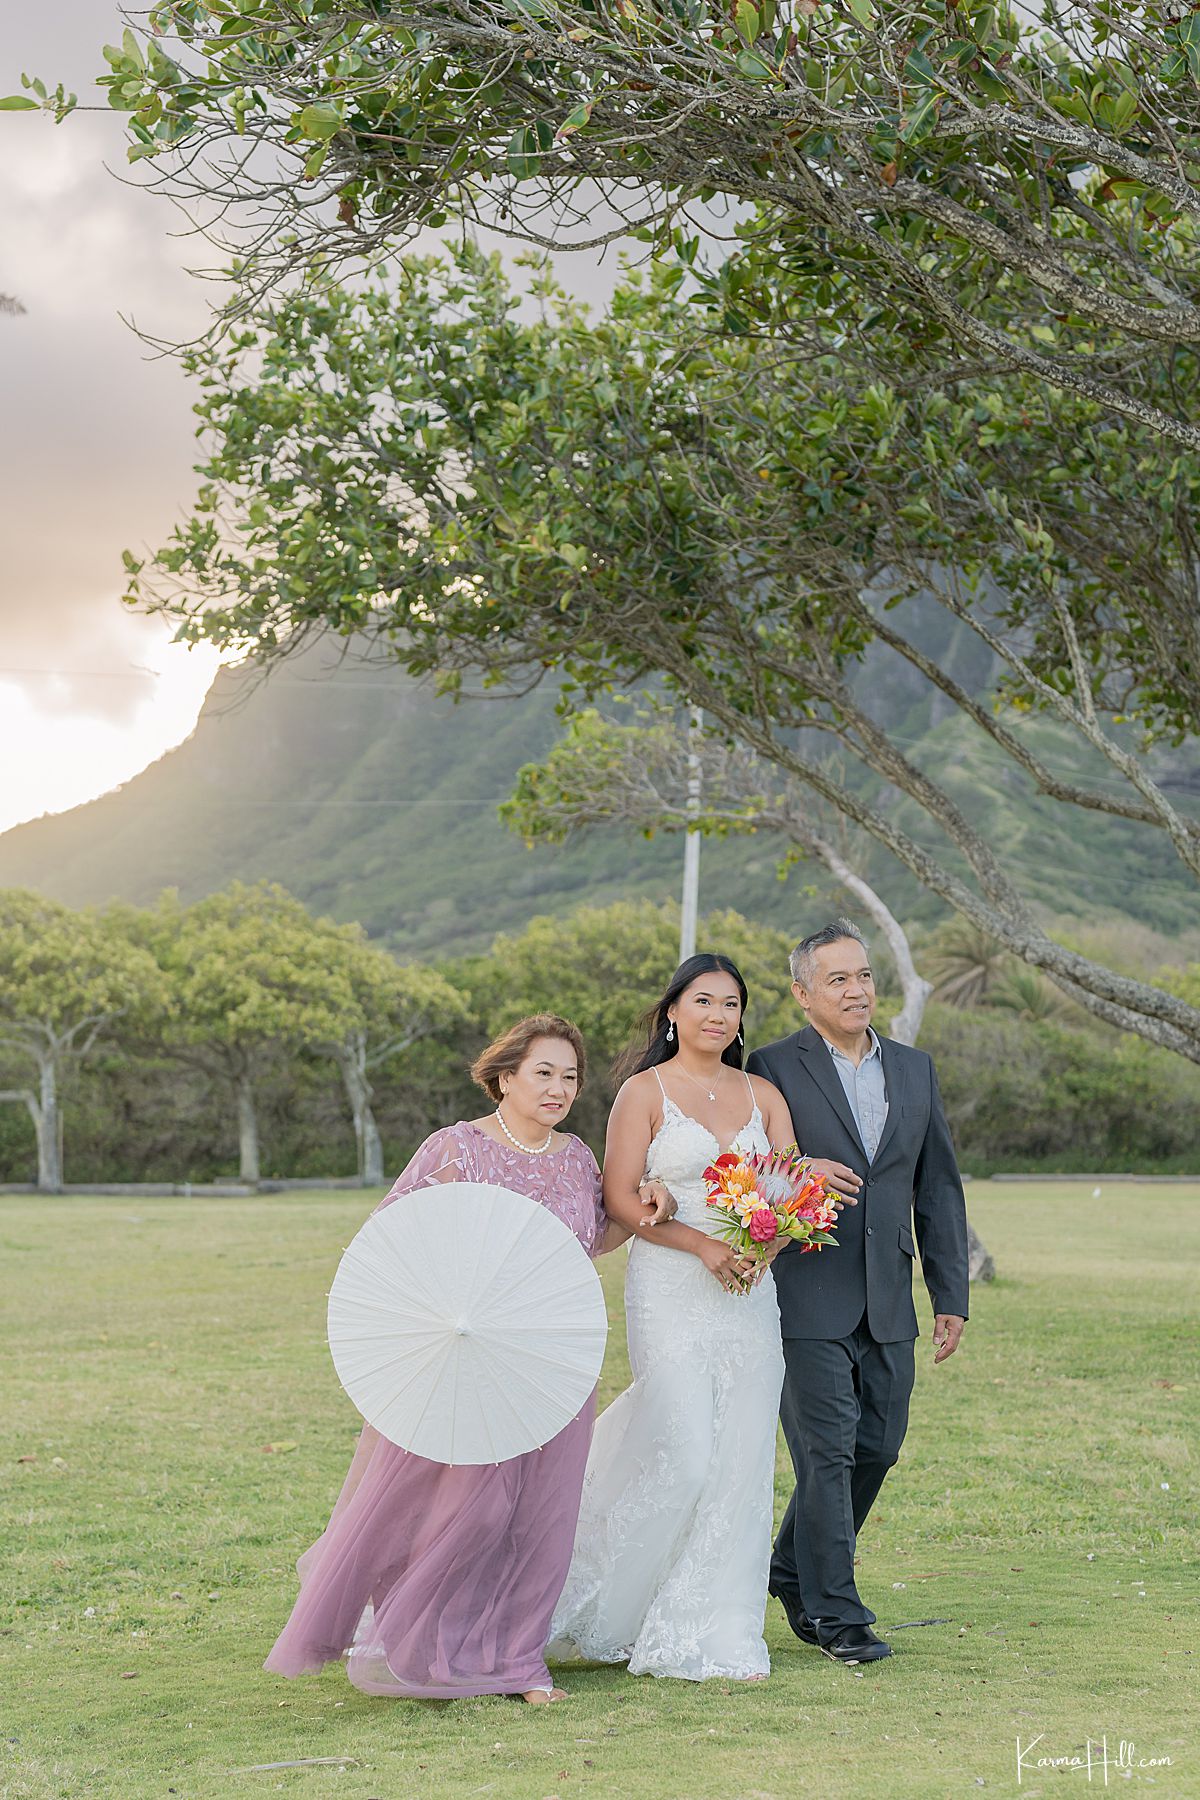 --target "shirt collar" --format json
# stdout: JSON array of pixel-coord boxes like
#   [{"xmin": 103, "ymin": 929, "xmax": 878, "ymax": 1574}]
[{"xmin": 819, "ymin": 1025, "xmax": 882, "ymax": 1066}]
